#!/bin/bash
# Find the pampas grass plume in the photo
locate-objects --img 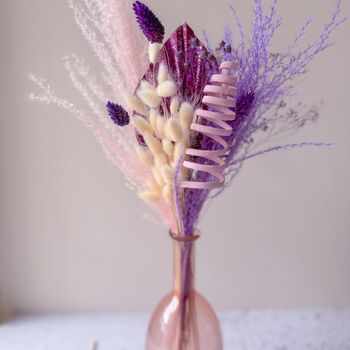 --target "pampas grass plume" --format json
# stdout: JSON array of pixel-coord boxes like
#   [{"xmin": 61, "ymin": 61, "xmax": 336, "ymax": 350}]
[
  {"xmin": 160, "ymin": 164, "xmax": 174, "ymax": 184},
  {"xmin": 134, "ymin": 116, "xmax": 153, "ymax": 135},
  {"xmin": 139, "ymin": 191, "xmax": 160, "ymax": 202},
  {"xmin": 165, "ymin": 117, "xmax": 182, "ymax": 142},
  {"xmin": 137, "ymin": 87, "xmax": 161, "ymax": 108},
  {"xmin": 149, "ymin": 108, "xmax": 158, "ymax": 131},
  {"xmin": 162, "ymin": 184, "xmax": 173, "ymax": 206},
  {"xmin": 156, "ymin": 116, "xmax": 166, "ymax": 138},
  {"xmin": 146, "ymin": 179, "xmax": 161, "ymax": 193},
  {"xmin": 136, "ymin": 146, "xmax": 153, "ymax": 166},
  {"xmin": 154, "ymin": 155, "xmax": 165, "ymax": 168},
  {"xmin": 157, "ymin": 63, "xmax": 168, "ymax": 83},
  {"xmin": 152, "ymin": 166, "xmax": 164, "ymax": 186},
  {"xmin": 125, "ymin": 94, "xmax": 148, "ymax": 116},
  {"xmin": 144, "ymin": 132, "xmax": 163, "ymax": 156},
  {"xmin": 179, "ymin": 102, "xmax": 194, "ymax": 127},
  {"xmin": 149, "ymin": 42, "xmax": 160, "ymax": 64},
  {"xmin": 157, "ymin": 80, "xmax": 177, "ymax": 97},
  {"xmin": 173, "ymin": 141, "xmax": 185, "ymax": 163},
  {"xmin": 162, "ymin": 139, "xmax": 174, "ymax": 156},
  {"xmin": 170, "ymin": 97, "xmax": 180, "ymax": 114},
  {"xmin": 140, "ymin": 80, "xmax": 155, "ymax": 91},
  {"xmin": 182, "ymin": 128, "xmax": 190, "ymax": 148}
]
